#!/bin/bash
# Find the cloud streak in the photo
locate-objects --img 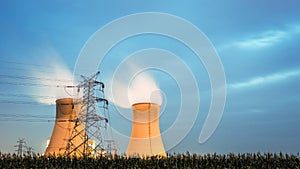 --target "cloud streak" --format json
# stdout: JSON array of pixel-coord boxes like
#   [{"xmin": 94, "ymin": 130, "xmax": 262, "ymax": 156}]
[
  {"xmin": 236, "ymin": 30, "xmax": 288, "ymax": 48},
  {"xmin": 229, "ymin": 69, "xmax": 300, "ymax": 89},
  {"xmin": 232, "ymin": 24, "xmax": 300, "ymax": 49}
]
